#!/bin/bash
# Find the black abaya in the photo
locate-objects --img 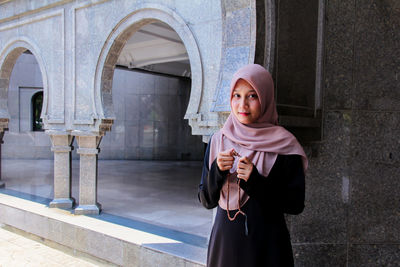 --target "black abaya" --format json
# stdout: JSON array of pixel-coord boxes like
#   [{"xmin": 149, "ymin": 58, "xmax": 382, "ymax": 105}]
[{"xmin": 198, "ymin": 139, "xmax": 305, "ymax": 267}]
